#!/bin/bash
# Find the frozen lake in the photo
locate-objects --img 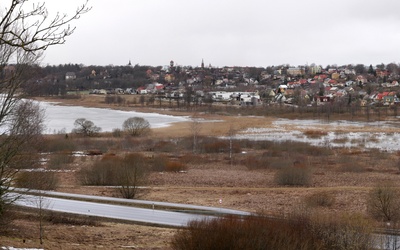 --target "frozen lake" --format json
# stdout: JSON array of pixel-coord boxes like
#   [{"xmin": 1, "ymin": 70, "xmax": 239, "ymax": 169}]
[
  {"xmin": 40, "ymin": 102, "xmax": 189, "ymax": 134},
  {"xmin": 39, "ymin": 101, "xmax": 400, "ymax": 152}
]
